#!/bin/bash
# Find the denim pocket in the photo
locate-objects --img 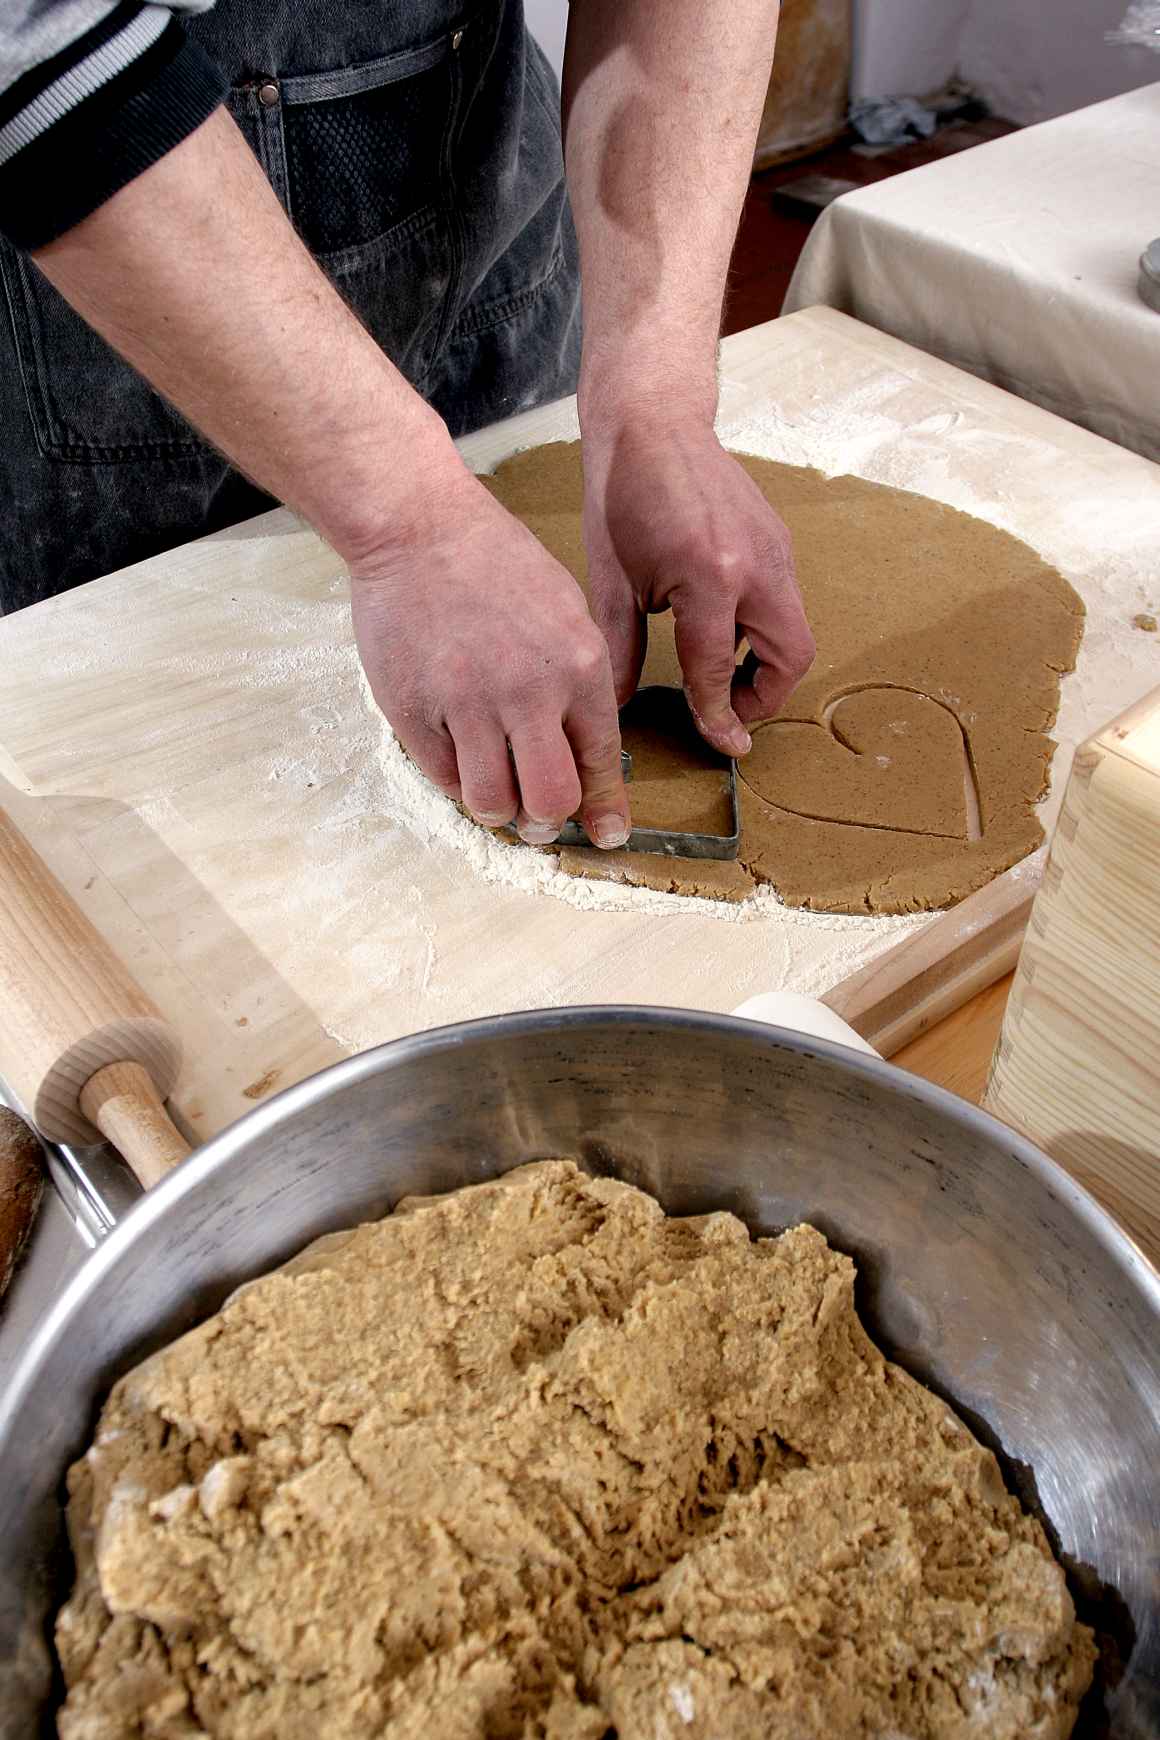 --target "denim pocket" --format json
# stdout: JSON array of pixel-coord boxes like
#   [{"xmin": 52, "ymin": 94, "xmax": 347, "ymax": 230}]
[
  {"xmin": 0, "ymin": 238, "xmax": 206, "ymax": 463},
  {"xmin": 274, "ymin": 24, "xmax": 471, "ymax": 386},
  {"xmin": 280, "ymin": 37, "xmax": 457, "ymax": 259}
]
